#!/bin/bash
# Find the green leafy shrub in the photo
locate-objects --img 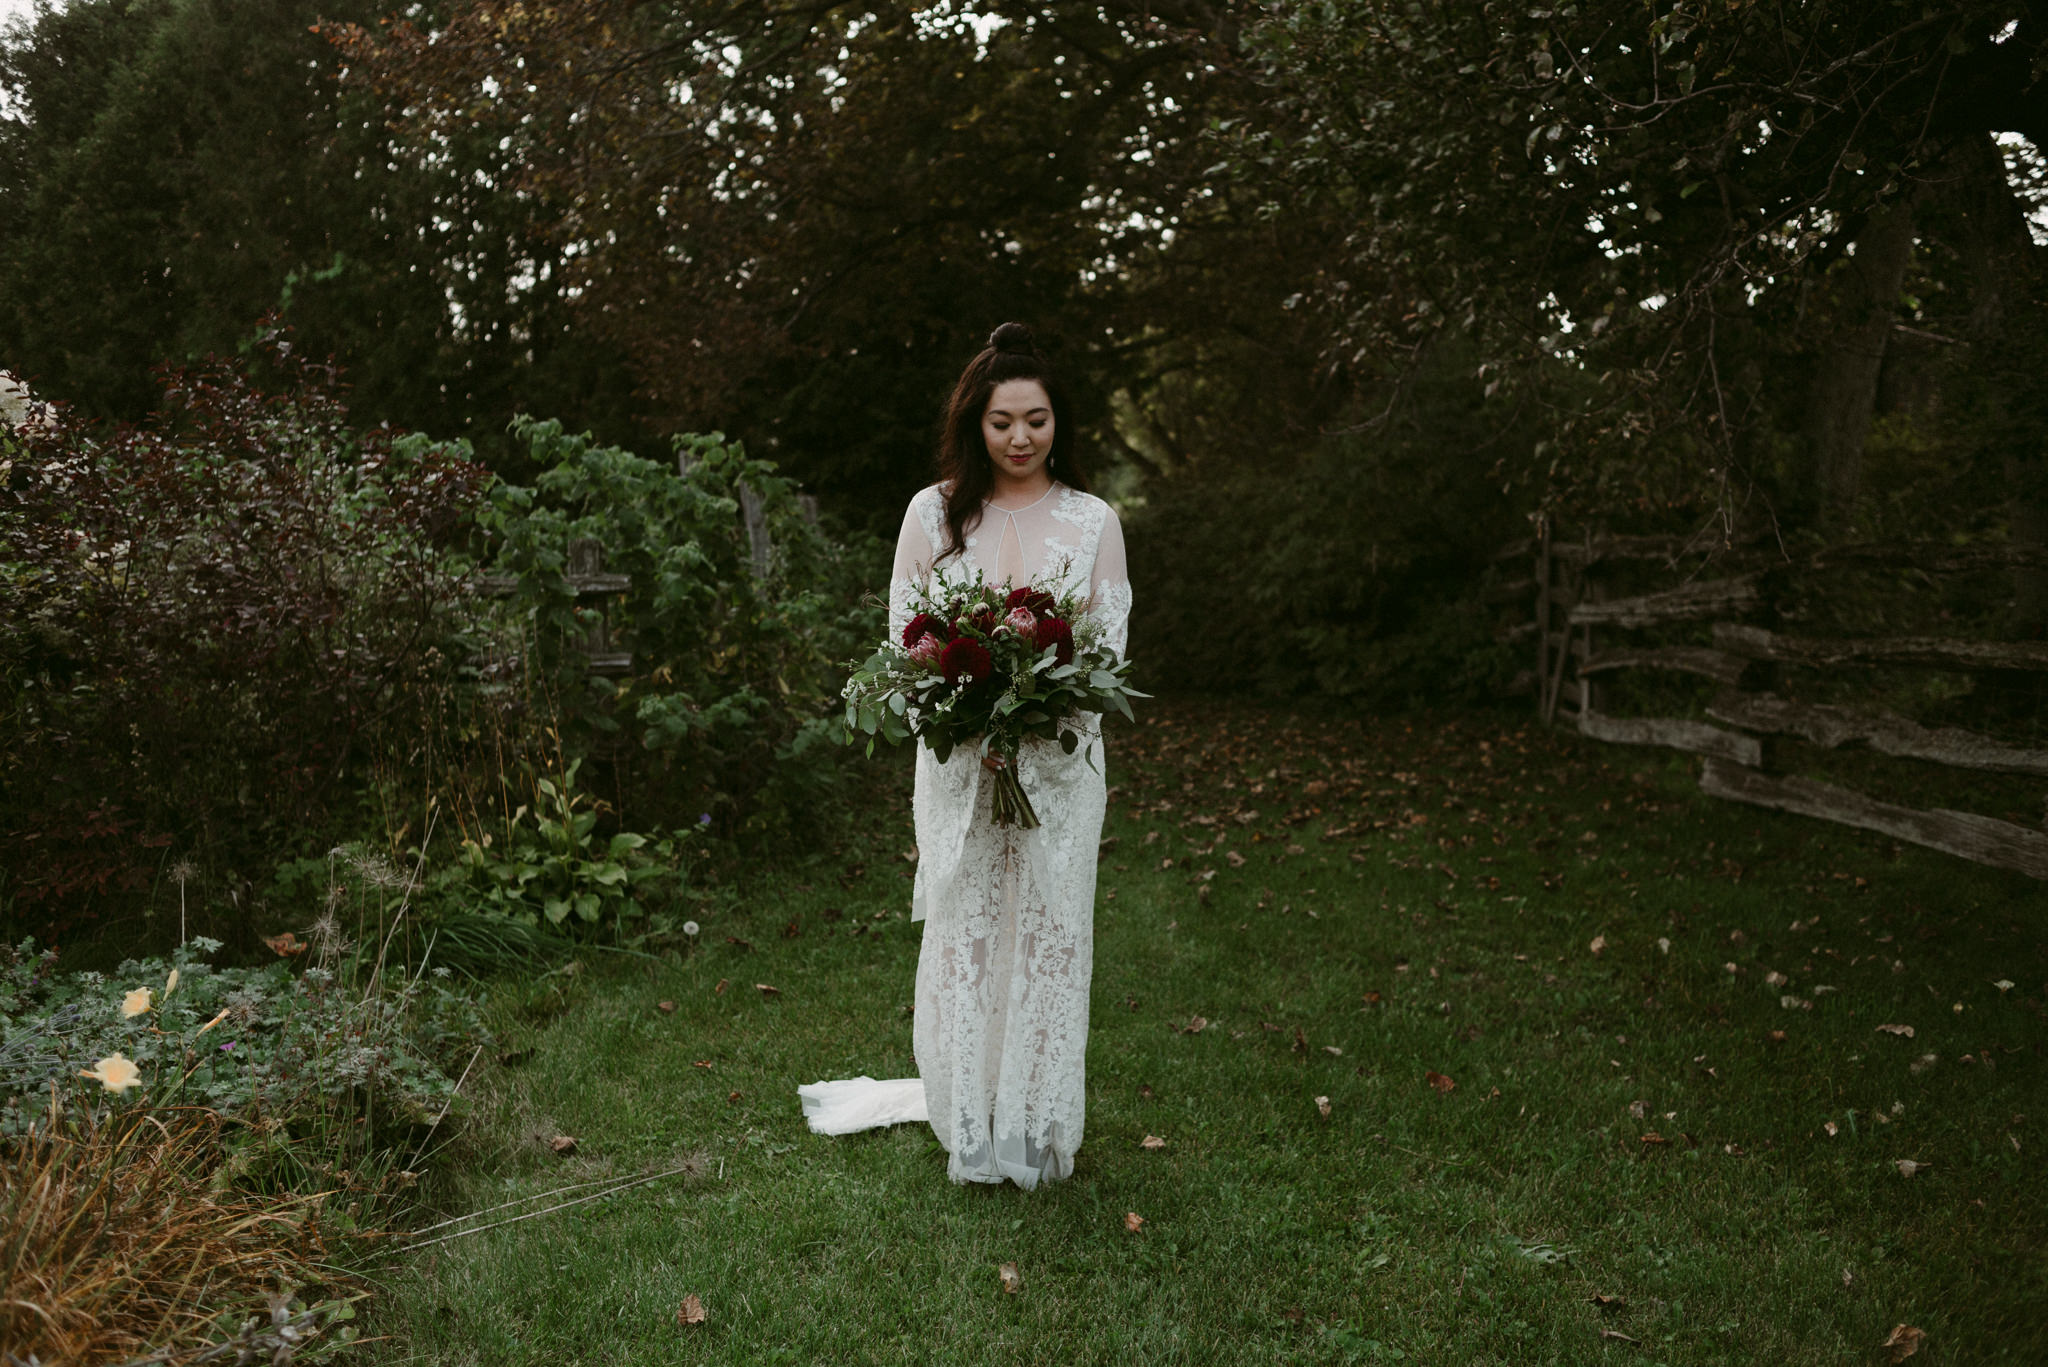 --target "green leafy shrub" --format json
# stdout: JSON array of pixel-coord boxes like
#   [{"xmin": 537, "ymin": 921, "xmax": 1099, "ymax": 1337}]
[
  {"xmin": 473, "ymin": 417, "xmax": 884, "ymax": 842},
  {"xmin": 1127, "ymin": 353, "xmax": 1527, "ymax": 705},
  {"xmin": 445, "ymin": 757, "xmax": 685, "ymax": 935},
  {"xmin": 0, "ymin": 333, "xmax": 486, "ymax": 943},
  {"xmin": 0, "ymin": 934, "xmax": 489, "ymax": 1158}
]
